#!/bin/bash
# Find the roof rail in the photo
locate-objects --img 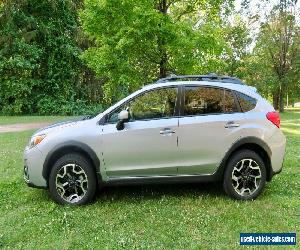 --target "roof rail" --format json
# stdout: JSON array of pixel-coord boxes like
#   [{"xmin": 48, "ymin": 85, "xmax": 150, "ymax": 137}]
[{"xmin": 156, "ymin": 73, "xmax": 245, "ymax": 85}]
